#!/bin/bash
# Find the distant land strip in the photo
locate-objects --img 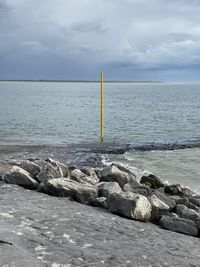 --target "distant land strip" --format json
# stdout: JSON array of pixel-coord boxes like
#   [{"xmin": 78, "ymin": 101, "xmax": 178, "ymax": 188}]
[{"xmin": 0, "ymin": 79, "xmax": 164, "ymax": 83}]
